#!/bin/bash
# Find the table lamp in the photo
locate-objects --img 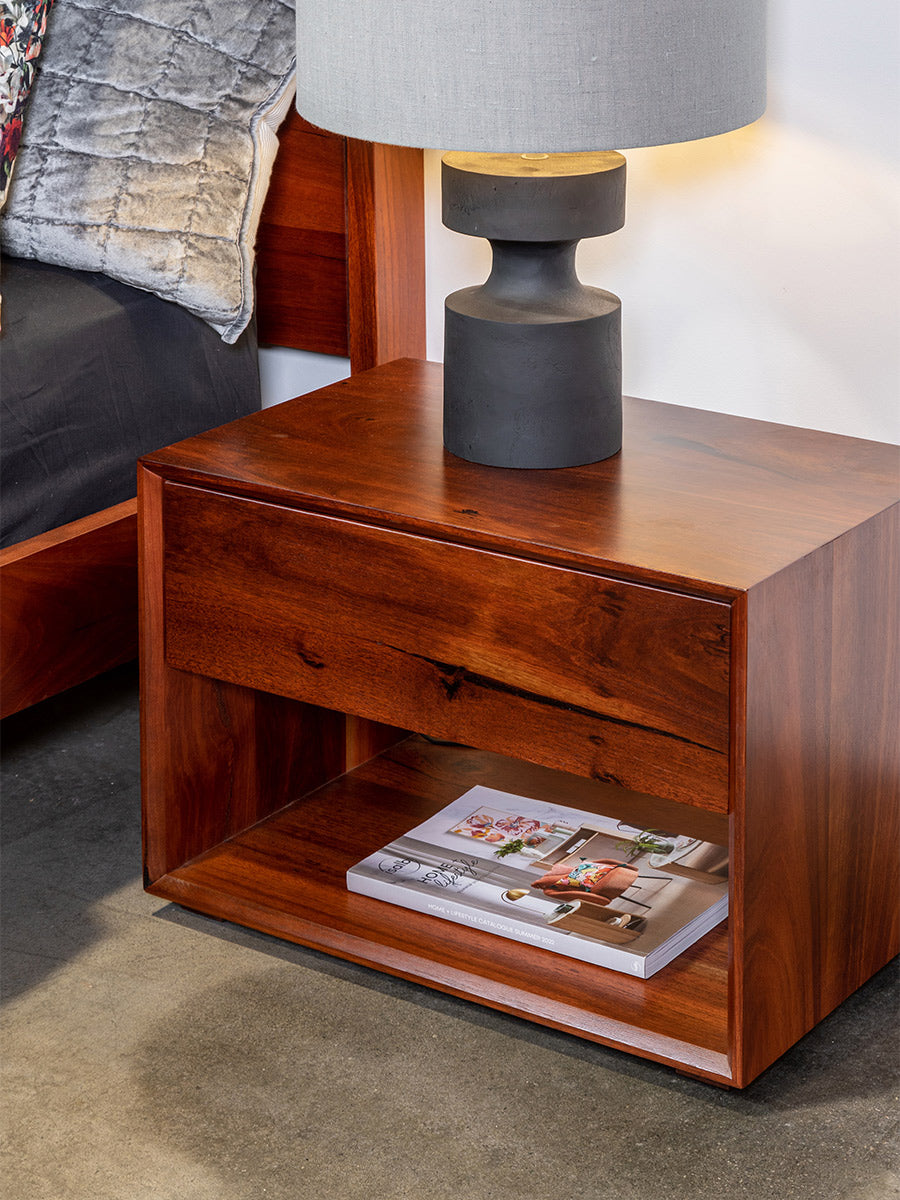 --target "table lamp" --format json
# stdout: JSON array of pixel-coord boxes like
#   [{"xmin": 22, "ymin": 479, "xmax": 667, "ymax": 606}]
[{"xmin": 295, "ymin": 2, "xmax": 766, "ymax": 468}]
